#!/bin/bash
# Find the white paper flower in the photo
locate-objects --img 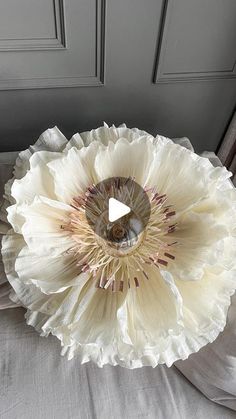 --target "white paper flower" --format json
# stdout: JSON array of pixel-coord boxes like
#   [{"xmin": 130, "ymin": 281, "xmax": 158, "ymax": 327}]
[{"xmin": 1, "ymin": 123, "xmax": 236, "ymax": 368}]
